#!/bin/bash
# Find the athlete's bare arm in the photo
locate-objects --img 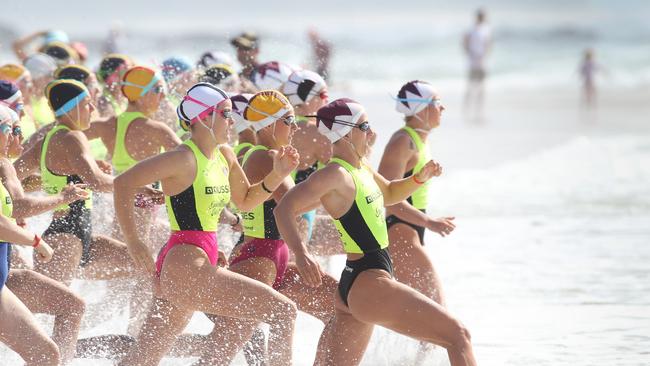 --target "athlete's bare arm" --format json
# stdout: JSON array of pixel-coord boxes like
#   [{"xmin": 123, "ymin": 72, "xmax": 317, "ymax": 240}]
[
  {"xmin": 151, "ymin": 120, "xmax": 182, "ymax": 151},
  {"xmin": 114, "ymin": 149, "xmax": 191, "ymax": 274},
  {"xmin": 13, "ymin": 141, "xmax": 42, "ymax": 180},
  {"xmin": 369, "ymin": 160, "xmax": 441, "ymax": 206},
  {"xmin": 0, "ymin": 158, "xmax": 87, "ymax": 219},
  {"xmin": 276, "ymin": 164, "xmax": 351, "ymax": 287},
  {"xmin": 242, "ymin": 148, "xmax": 294, "ymax": 203},
  {"xmin": 220, "ymin": 144, "xmax": 298, "ymax": 212},
  {"xmin": 62, "ymin": 131, "xmax": 114, "ymax": 192}
]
